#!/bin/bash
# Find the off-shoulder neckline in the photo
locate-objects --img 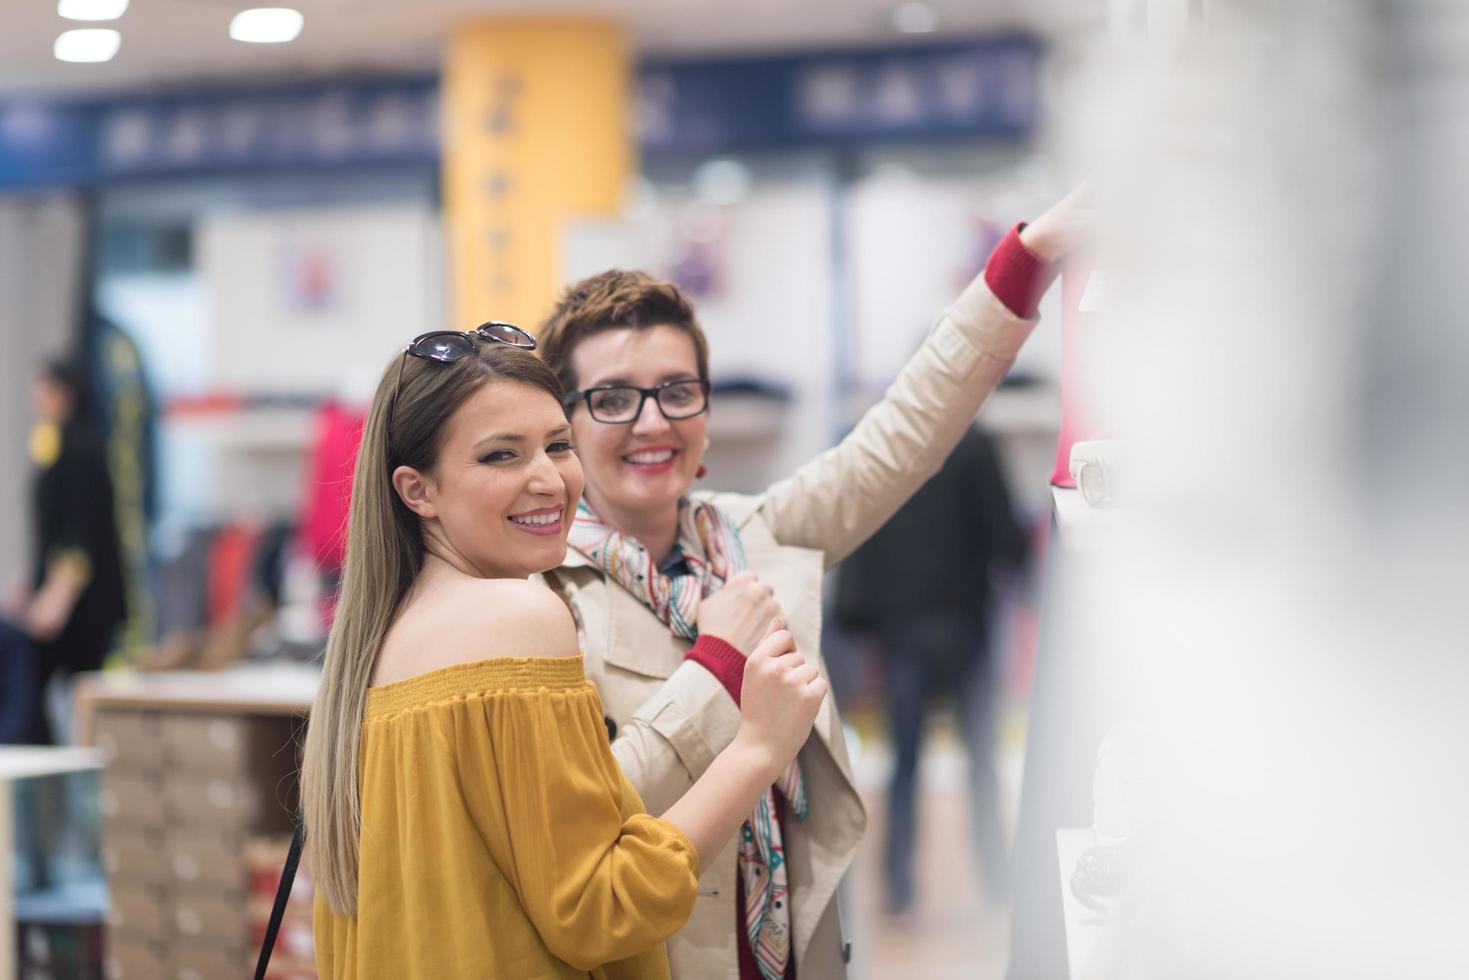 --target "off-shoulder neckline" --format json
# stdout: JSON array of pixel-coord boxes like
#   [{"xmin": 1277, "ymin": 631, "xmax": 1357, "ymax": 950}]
[{"xmin": 365, "ymin": 655, "xmax": 587, "ymax": 718}]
